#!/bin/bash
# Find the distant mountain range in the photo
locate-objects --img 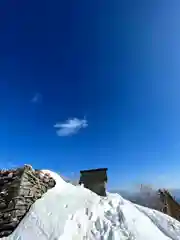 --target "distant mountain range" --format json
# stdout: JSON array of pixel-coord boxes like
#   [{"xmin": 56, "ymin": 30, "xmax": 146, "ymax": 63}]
[
  {"xmin": 170, "ymin": 189, "xmax": 180, "ymax": 201},
  {"xmin": 111, "ymin": 189, "xmax": 180, "ymax": 208}
]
